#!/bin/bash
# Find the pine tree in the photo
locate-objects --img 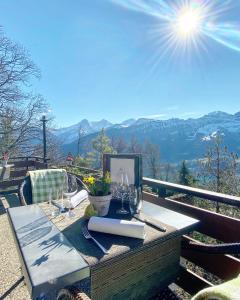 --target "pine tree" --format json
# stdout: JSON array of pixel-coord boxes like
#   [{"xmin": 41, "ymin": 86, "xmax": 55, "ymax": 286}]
[
  {"xmin": 178, "ymin": 160, "xmax": 195, "ymax": 186},
  {"xmin": 92, "ymin": 128, "xmax": 114, "ymax": 168}
]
